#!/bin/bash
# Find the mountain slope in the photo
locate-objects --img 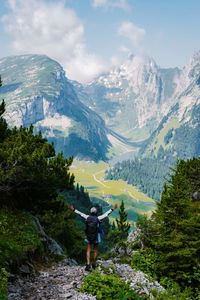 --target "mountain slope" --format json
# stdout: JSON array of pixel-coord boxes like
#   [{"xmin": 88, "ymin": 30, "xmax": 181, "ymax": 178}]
[
  {"xmin": 75, "ymin": 54, "xmax": 181, "ymax": 143},
  {"xmin": 0, "ymin": 54, "xmax": 110, "ymax": 161},
  {"xmin": 140, "ymin": 51, "xmax": 200, "ymax": 161},
  {"xmin": 1, "ymin": 51, "xmax": 200, "ymax": 164},
  {"xmin": 74, "ymin": 51, "xmax": 200, "ymax": 163}
]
